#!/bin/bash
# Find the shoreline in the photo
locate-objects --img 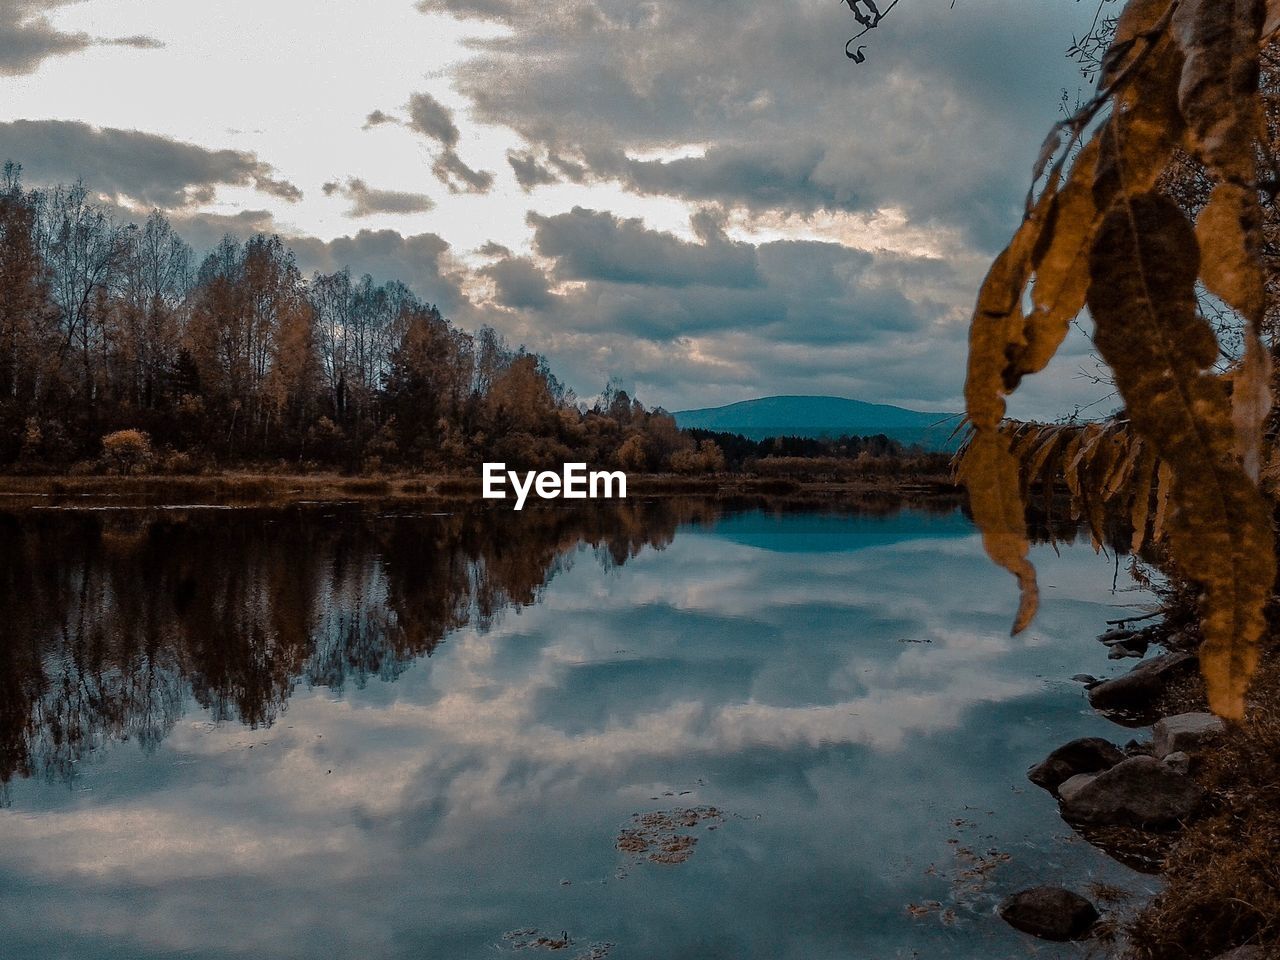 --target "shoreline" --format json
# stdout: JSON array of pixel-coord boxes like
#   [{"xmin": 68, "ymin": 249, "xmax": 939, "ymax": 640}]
[{"xmin": 0, "ymin": 470, "xmax": 962, "ymax": 508}]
